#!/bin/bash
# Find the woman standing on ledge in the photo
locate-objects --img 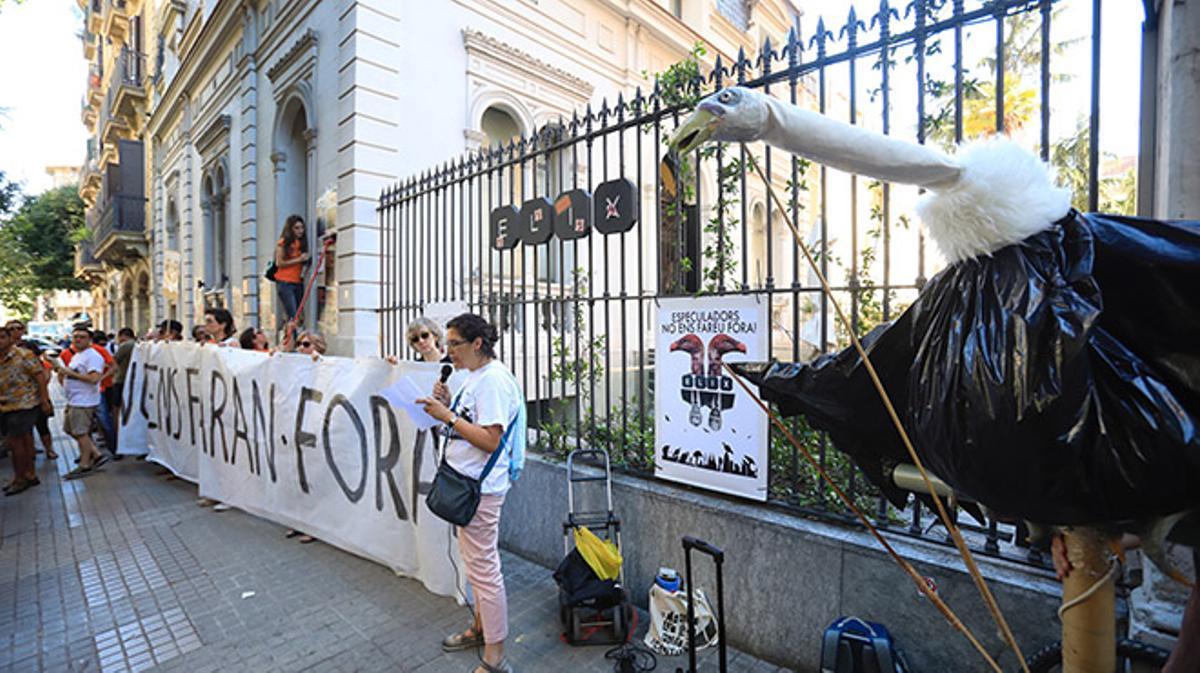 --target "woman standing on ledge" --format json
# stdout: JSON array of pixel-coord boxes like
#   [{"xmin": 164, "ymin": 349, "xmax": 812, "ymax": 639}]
[
  {"xmin": 274, "ymin": 214, "xmax": 309, "ymax": 323},
  {"xmin": 418, "ymin": 313, "xmax": 525, "ymax": 673}
]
